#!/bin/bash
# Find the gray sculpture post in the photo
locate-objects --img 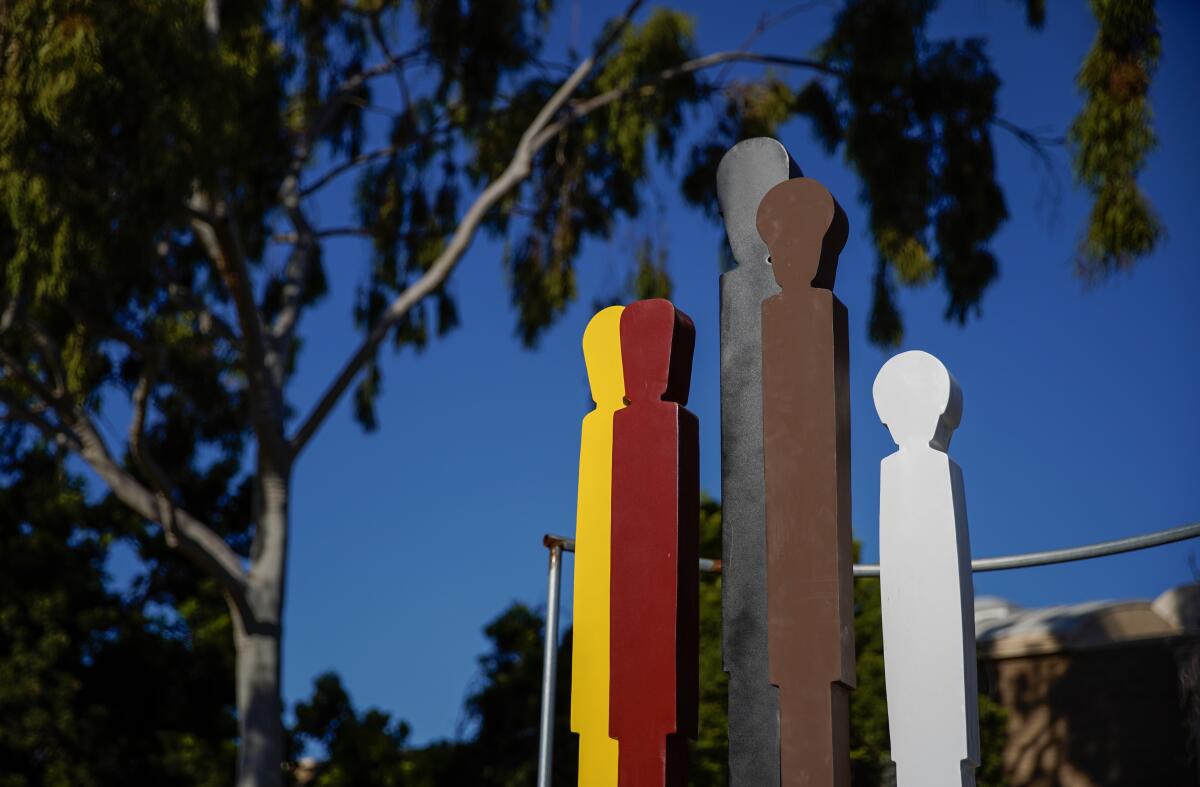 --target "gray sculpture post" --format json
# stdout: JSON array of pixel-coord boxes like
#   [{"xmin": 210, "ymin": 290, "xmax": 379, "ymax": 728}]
[{"xmin": 716, "ymin": 137, "xmax": 801, "ymax": 787}]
